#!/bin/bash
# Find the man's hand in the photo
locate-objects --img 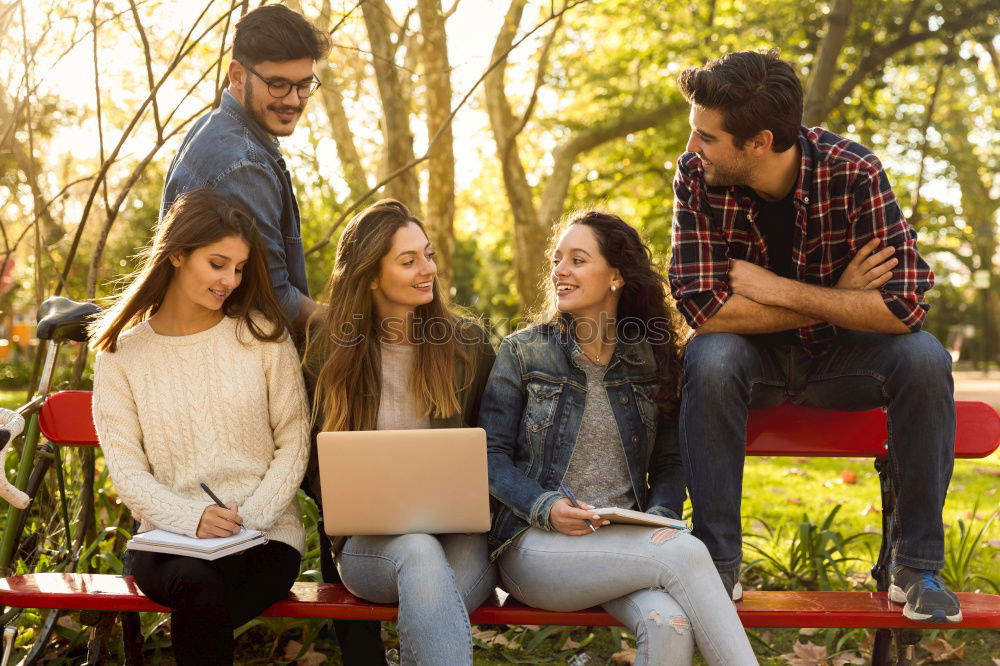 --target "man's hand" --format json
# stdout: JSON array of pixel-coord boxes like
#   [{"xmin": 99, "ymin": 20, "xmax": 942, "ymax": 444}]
[
  {"xmin": 548, "ymin": 497, "xmax": 610, "ymax": 536},
  {"xmin": 835, "ymin": 239, "xmax": 897, "ymax": 290},
  {"xmin": 197, "ymin": 503, "xmax": 243, "ymax": 538},
  {"xmin": 728, "ymin": 259, "xmax": 784, "ymax": 303}
]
